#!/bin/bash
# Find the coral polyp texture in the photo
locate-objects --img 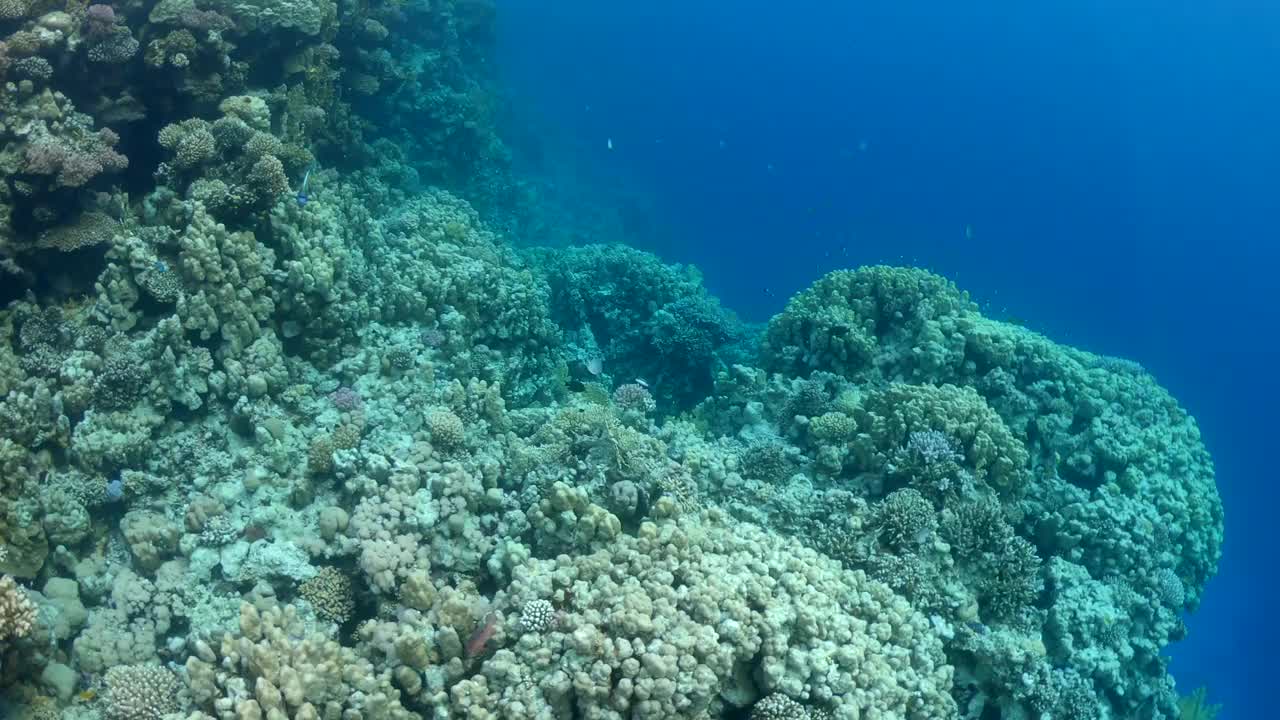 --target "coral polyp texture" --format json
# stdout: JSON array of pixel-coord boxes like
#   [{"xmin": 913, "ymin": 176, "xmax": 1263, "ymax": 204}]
[{"xmin": 0, "ymin": 3, "xmax": 1222, "ymax": 720}]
